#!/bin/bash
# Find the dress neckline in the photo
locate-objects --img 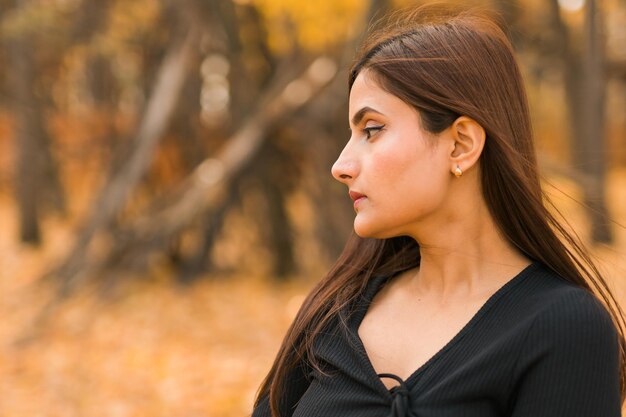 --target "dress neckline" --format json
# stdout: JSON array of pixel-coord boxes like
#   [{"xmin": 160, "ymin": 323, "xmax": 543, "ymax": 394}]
[{"xmin": 347, "ymin": 261, "xmax": 540, "ymax": 398}]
